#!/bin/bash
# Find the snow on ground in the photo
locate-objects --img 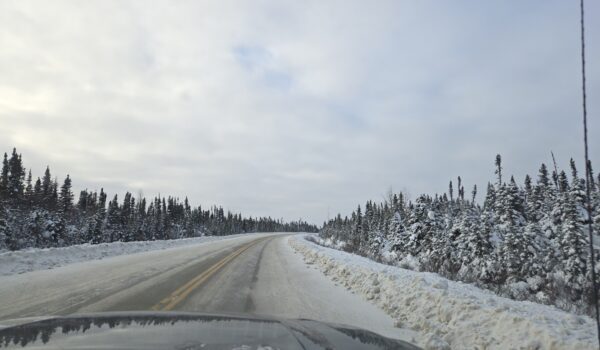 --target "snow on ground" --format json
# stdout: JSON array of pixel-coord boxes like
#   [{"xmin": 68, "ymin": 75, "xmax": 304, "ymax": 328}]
[
  {"xmin": 289, "ymin": 234, "xmax": 597, "ymax": 350},
  {"xmin": 252, "ymin": 235, "xmax": 421, "ymax": 344},
  {"xmin": 0, "ymin": 234, "xmax": 256, "ymax": 276}
]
